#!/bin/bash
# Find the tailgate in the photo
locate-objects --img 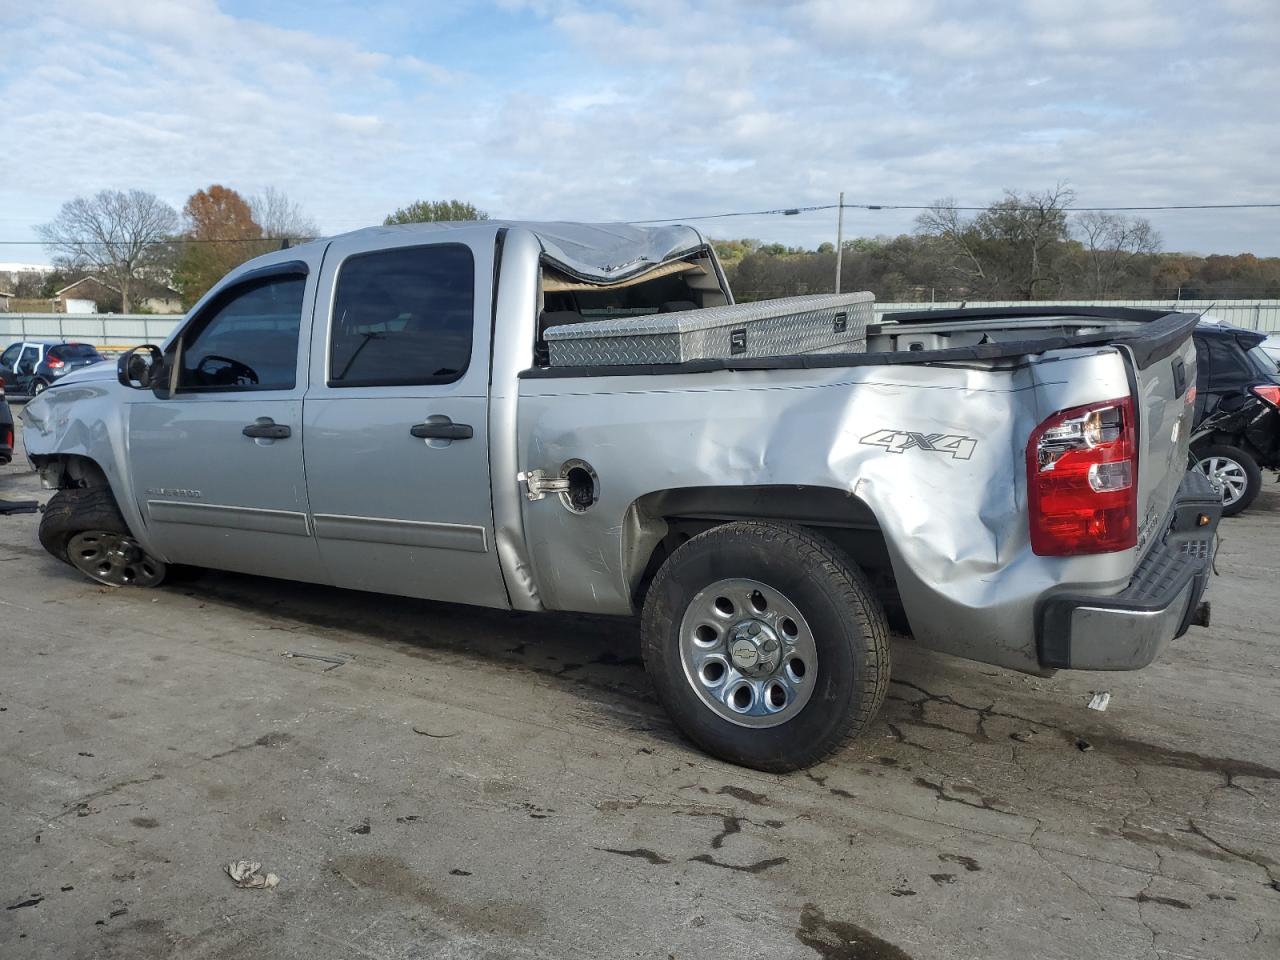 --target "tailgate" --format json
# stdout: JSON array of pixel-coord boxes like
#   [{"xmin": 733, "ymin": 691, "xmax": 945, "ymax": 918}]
[{"xmin": 1121, "ymin": 328, "xmax": 1198, "ymax": 549}]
